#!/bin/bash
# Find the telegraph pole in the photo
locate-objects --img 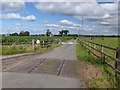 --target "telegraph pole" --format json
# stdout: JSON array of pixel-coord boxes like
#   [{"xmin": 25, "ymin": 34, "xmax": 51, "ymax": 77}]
[
  {"xmin": 78, "ymin": 16, "xmax": 83, "ymax": 38},
  {"xmin": 81, "ymin": 16, "xmax": 84, "ymax": 37}
]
